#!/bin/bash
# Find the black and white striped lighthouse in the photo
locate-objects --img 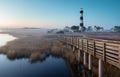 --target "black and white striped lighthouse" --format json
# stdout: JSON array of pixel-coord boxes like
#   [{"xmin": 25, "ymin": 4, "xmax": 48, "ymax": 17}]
[{"xmin": 80, "ymin": 8, "xmax": 85, "ymax": 32}]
